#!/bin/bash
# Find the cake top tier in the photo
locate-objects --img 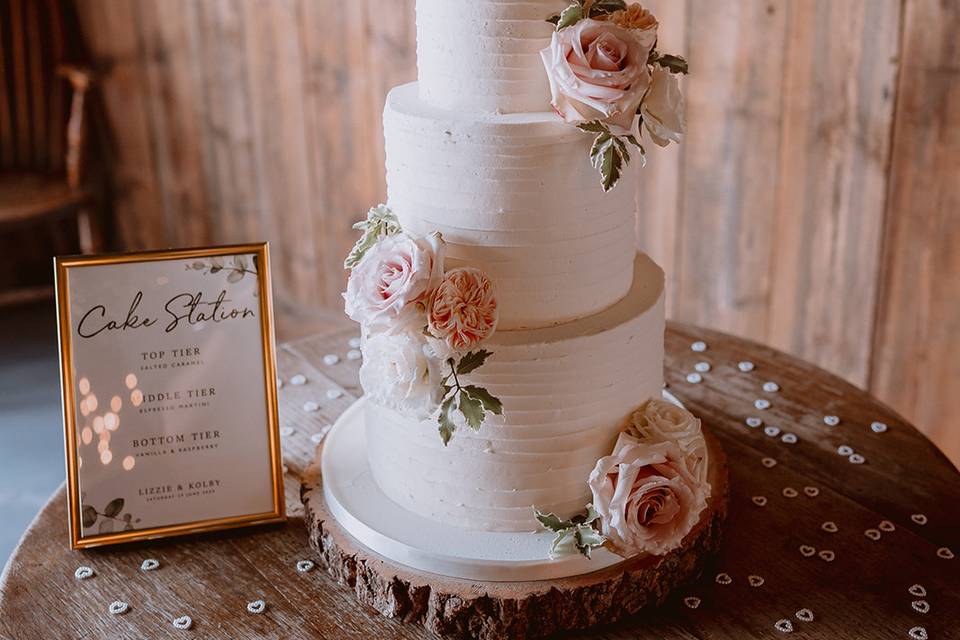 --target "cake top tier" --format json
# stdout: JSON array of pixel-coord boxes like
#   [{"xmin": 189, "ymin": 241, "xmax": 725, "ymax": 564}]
[{"xmin": 416, "ymin": 0, "xmax": 562, "ymax": 114}]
